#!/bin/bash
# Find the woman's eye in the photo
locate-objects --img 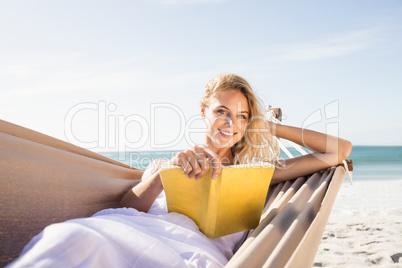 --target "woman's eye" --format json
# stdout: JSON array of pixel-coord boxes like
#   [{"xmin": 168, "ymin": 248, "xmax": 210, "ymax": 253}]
[
  {"xmin": 238, "ymin": 115, "xmax": 247, "ymax": 120},
  {"xmin": 217, "ymin": 109, "xmax": 226, "ymax": 114}
]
